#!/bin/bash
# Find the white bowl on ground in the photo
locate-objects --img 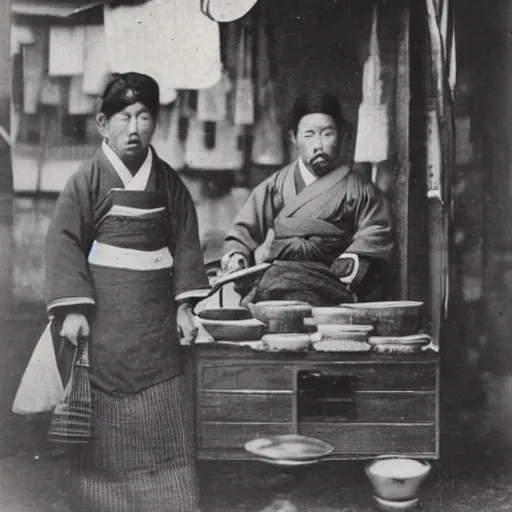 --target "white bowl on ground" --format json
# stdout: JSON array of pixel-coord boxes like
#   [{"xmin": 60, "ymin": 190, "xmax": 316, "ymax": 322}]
[{"xmin": 365, "ymin": 457, "xmax": 431, "ymax": 501}]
